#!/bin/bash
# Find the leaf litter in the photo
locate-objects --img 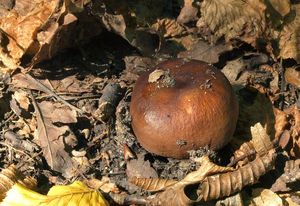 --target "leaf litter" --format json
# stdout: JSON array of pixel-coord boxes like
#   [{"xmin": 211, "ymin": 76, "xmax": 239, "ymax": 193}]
[{"xmin": 0, "ymin": 0, "xmax": 300, "ymax": 205}]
